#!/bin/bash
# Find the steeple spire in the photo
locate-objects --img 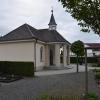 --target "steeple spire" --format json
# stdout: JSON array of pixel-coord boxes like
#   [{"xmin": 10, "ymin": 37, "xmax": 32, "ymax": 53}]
[{"xmin": 48, "ymin": 9, "xmax": 57, "ymax": 30}]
